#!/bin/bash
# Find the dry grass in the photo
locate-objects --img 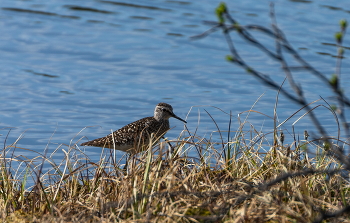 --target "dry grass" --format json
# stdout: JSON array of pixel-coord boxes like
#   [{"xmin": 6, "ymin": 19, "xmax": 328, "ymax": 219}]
[{"xmin": 1, "ymin": 120, "xmax": 350, "ymax": 223}]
